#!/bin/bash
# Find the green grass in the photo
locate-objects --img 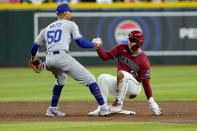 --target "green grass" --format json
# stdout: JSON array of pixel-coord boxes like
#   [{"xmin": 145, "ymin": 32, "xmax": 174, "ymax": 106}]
[
  {"xmin": 0, "ymin": 65, "xmax": 197, "ymax": 102},
  {"xmin": 0, "ymin": 66, "xmax": 197, "ymax": 130},
  {"xmin": 0, "ymin": 122, "xmax": 196, "ymax": 131}
]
